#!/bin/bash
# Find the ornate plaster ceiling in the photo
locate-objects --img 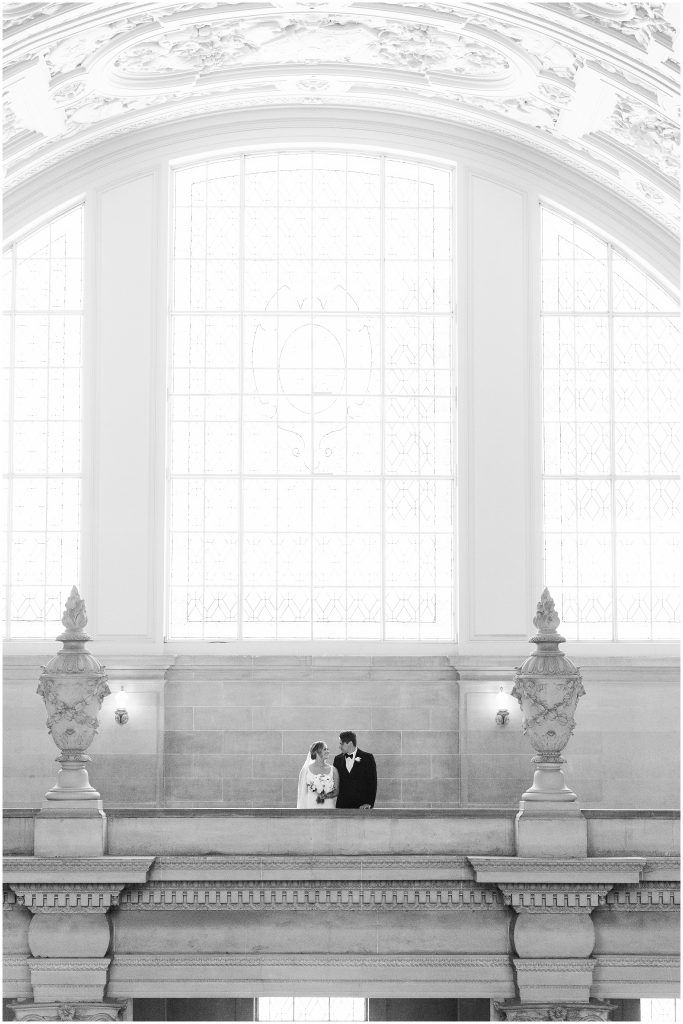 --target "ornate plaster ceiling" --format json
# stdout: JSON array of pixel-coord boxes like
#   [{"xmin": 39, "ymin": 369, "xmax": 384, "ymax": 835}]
[{"xmin": 3, "ymin": 2, "xmax": 680, "ymax": 230}]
